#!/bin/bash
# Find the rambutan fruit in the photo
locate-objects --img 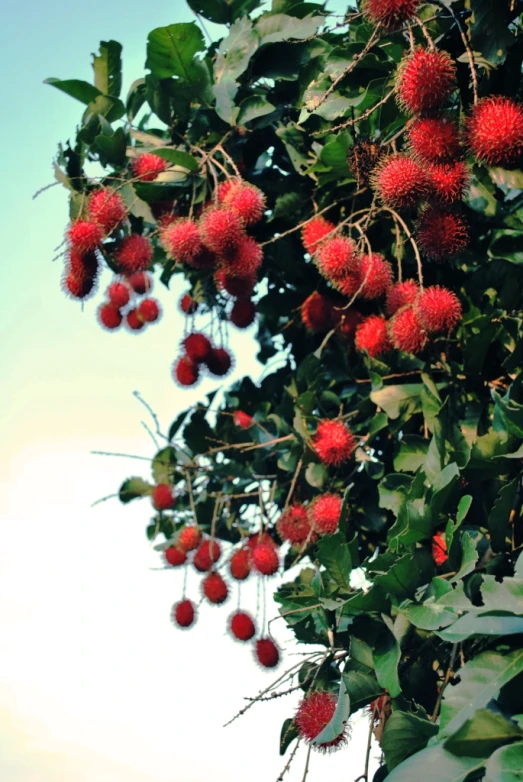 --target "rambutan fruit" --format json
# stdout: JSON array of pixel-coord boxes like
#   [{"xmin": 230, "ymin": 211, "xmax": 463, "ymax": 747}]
[
  {"xmin": 385, "ymin": 280, "xmax": 419, "ymax": 316},
  {"xmin": 372, "ymin": 154, "xmax": 430, "ymax": 208},
  {"xmin": 223, "ymin": 181, "xmax": 266, "ymax": 225},
  {"xmin": 178, "ymin": 526, "xmax": 202, "ymax": 552},
  {"xmin": 66, "ymin": 248, "xmax": 99, "ymax": 281},
  {"xmin": 164, "ymin": 546, "xmax": 187, "ymax": 567},
  {"xmin": 355, "ymin": 315, "xmax": 391, "ymax": 358},
  {"xmin": 115, "ymin": 235, "xmax": 153, "ymax": 274},
  {"xmin": 193, "ymin": 539, "xmax": 222, "ymax": 572},
  {"xmin": 127, "ymin": 271, "xmax": 152, "ymax": 295},
  {"xmin": 200, "ymin": 207, "xmax": 246, "ymax": 254},
  {"xmin": 137, "ymin": 298, "xmax": 161, "ymax": 323},
  {"xmin": 187, "ymin": 247, "xmax": 217, "ymax": 270},
  {"xmin": 229, "ymin": 547, "xmax": 252, "ymax": 581},
  {"xmin": 389, "ymin": 306, "xmax": 428, "ymax": 353},
  {"xmin": 428, "ymin": 161, "xmax": 469, "ymax": 204},
  {"xmin": 229, "ymin": 611, "xmax": 256, "ymax": 641},
  {"xmin": 357, "ymin": 253, "xmax": 393, "ymax": 299},
  {"xmin": 97, "ymin": 302, "xmax": 122, "ymax": 330},
  {"xmin": 416, "ymin": 285, "xmax": 462, "ymax": 333},
  {"xmin": 173, "ymin": 355, "xmax": 199, "ymax": 387},
  {"xmin": 316, "ymin": 236, "xmax": 357, "ymax": 281},
  {"xmin": 334, "ymin": 308, "xmax": 364, "ymax": 340},
  {"xmin": 126, "ymin": 308, "xmax": 146, "ymax": 332},
  {"xmin": 252, "ymin": 543, "xmax": 280, "ymax": 576},
  {"xmin": 152, "ymin": 483, "xmax": 175, "ymax": 511},
  {"xmin": 222, "ymin": 236, "xmax": 263, "ymax": 277},
  {"xmin": 217, "ymin": 179, "xmax": 236, "ymax": 202},
  {"xmin": 309, "ymin": 494, "xmax": 343, "ymax": 536},
  {"xmin": 179, "ymin": 293, "xmax": 199, "ymax": 315},
  {"xmin": 172, "ymin": 599, "xmax": 196, "ymax": 628},
  {"xmin": 183, "ymin": 332, "xmax": 212, "ymax": 364},
  {"xmin": 161, "ymin": 219, "xmax": 203, "ymax": 263},
  {"xmin": 233, "ymin": 410, "xmax": 254, "ymax": 429},
  {"xmin": 63, "ymin": 273, "xmax": 97, "ymax": 300},
  {"xmin": 131, "ymin": 152, "xmax": 169, "ymax": 182},
  {"xmin": 295, "ymin": 691, "xmax": 348, "ymax": 752},
  {"xmin": 230, "ymin": 298, "xmax": 256, "ymax": 329},
  {"xmin": 432, "ymin": 532, "xmax": 448, "ymax": 566},
  {"xmin": 276, "ymin": 504, "xmax": 315, "ymax": 546},
  {"xmin": 215, "ymin": 269, "xmax": 256, "ymax": 297},
  {"xmin": 396, "ymin": 47, "xmax": 457, "ymax": 115},
  {"xmin": 313, "ymin": 420, "xmax": 357, "ymax": 467},
  {"xmin": 407, "ymin": 117, "xmax": 461, "ymax": 164},
  {"xmin": 202, "ymin": 571, "xmax": 228, "ymax": 604},
  {"xmin": 335, "ymin": 272, "xmax": 361, "ymax": 298},
  {"xmin": 301, "ymin": 292, "xmax": 335, "ymax": 332},
  {"xmin": 302, "ymin": 217, "xmax": 336, "ymax": 255},
  {"xmin": 255, "ymin": 637, "xmax": 280, "ymax": 668},
  {"xmin": 205, "ymin": 347, "xmax": 233, "ymax": 377},
  {"xmin": 466, "ymin": 96, "xmax": 523, "ymax": 167},
  {"xmin": 416, "ymin": 206, "xmax": 469, "ymax": 260},
  {"xmin": 107, "ymin": 281, "xmax": 130, "ymax": 308},
  {"xmin": 67, "ymin": 220, "xmax": 103, "ymax": 254},
  {"xmin": 362, "ymin": 0, "xmax": 421, "ymax": 30},
  {"xmin": 246, "ymin": 532, "xmax": 278, "ymax": 552},
  {"xmin": 87, "ymin": 188, "xmax": 127, "ymax": 234}
]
